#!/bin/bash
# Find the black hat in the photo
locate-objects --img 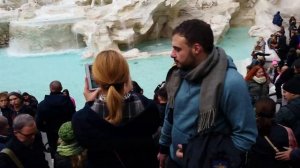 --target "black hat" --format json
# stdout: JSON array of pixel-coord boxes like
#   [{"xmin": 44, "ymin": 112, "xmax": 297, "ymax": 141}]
[{"xmin": 283, "ymin": 77, "xmax": 300, "ymax": 94}]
